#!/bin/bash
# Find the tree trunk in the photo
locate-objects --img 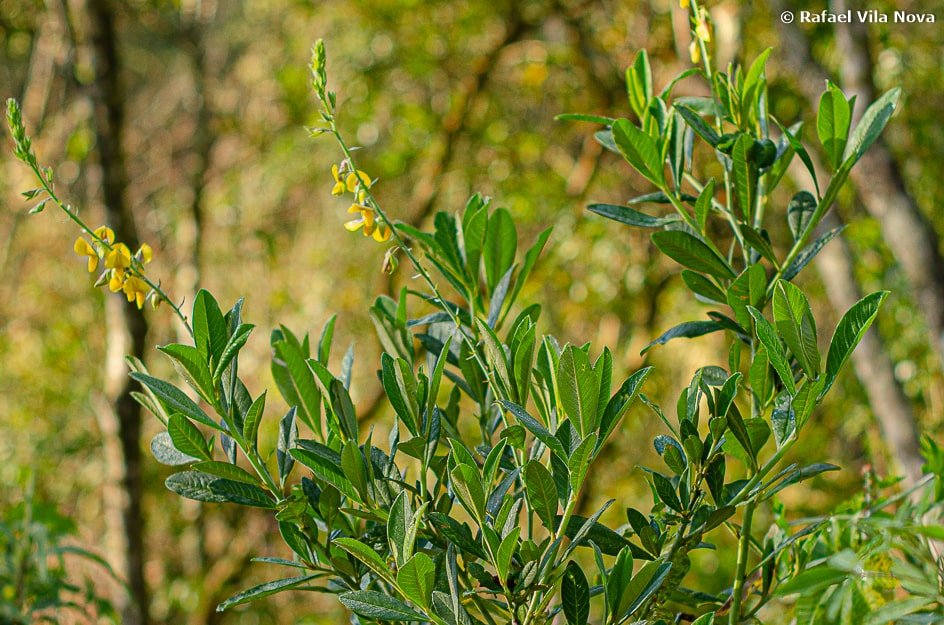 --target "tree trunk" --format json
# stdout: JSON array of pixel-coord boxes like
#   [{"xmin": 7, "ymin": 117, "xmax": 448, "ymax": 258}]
[{"xmin": 81, "ymin": 0, "xmax": 151, "ymax": 623}]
